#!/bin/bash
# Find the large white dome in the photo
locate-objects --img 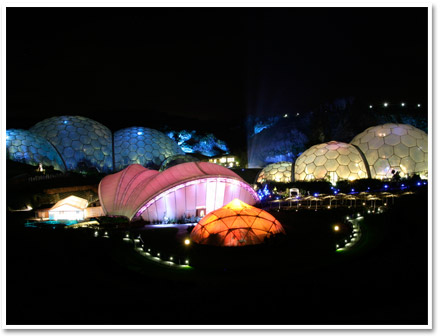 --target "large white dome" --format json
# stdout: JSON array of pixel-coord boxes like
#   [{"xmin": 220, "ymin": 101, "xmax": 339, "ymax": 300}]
[
  {"xmin": 113, "ymin": 127, "xmax": 184, "ymax": 171},
  {"xmin": 6, "ymin": 129, "xmax": 66, "ymax": 172},
  {"xmin": 257, "ymin": 162, "xmax": 292, "ymax": 184},
  {"xmin": 30, "ymin": 116, "xmax": 113, "ymax": 173},
  {"xmin": 294, "ymin": 141, "xmax": 368, "ymax": 184},
  {"xmin": 350, "ymin": 123, "xmax": 428, "ymax": 179}
]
